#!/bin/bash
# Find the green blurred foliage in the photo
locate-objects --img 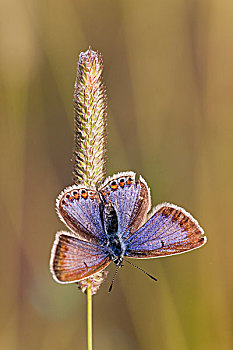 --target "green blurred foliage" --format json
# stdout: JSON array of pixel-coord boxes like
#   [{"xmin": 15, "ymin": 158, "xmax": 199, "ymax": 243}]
[{"xmin": 1, "ymin": 0, "xmax": 233, "ymax": 349}]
